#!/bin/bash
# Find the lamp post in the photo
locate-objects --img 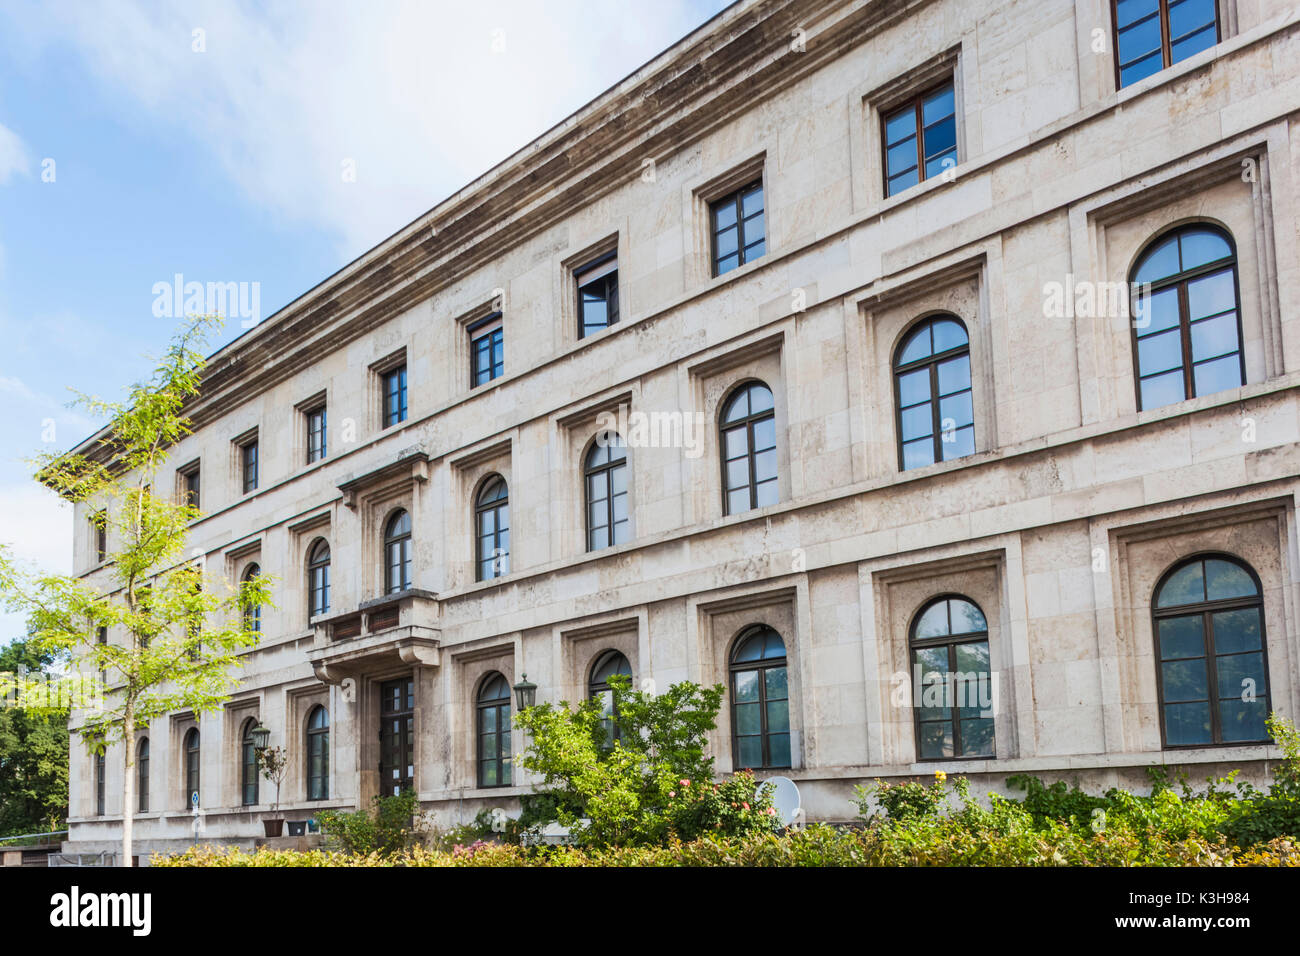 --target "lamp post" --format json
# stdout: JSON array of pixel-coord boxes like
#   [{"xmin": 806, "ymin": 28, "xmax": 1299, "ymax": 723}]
[
  {"xmin": 512, "ymin": 674, "xmax": 537, "ymax": 712},
  {"xmin": 250, "ymin": 724, "xmax": 271, "ymax": 752}
]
